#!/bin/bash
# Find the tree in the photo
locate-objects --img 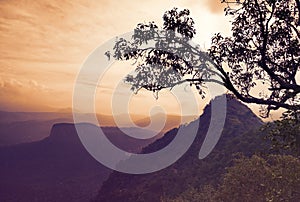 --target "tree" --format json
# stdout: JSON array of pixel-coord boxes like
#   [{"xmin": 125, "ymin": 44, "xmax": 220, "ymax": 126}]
[
  {"xmin": 164, "ymin": 154, "xmax": 300, "ymax": 202},
  {"xmin": 263, "ymin": 110, "xmax": 300, "ymax": 155},
  {"xmin": 107, "ymin": 0, "xmax": 300, "ymax": 117},
  {"xmin": 210, "ymin": 0, "xmax": 300, "ymax": 117},
  {"xmin": 161, "ymin": 185, "xmax": 217, "ymax": 202},
  {"xmin": 215, "ymin": 154, "xmax": 300, "ymax": 201},
  {"xmin": 217, "ymin": 154, "xmax": 300, "ymax": 201}
]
